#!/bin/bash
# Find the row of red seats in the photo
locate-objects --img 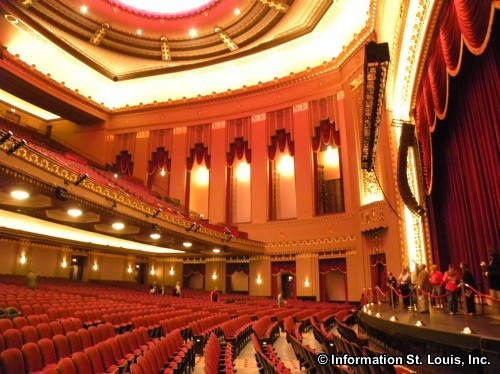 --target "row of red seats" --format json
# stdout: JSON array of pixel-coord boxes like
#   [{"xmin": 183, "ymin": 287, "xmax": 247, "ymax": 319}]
[
  {"xmin": 251, "ymin": 334, "xmax": 291, "ymax": 374},
  {"xmin": 252, "ymin": 316, "xmax": 280, "ymax": 345},
  {"xmin": 219, "ymin": 315, "xmax": 253, "ymax": 355},
  {"xmin": 204, "ymin": 333, "xmax": 234, "ymax": 374},
  {"xmin": 189, "ymin": 313, "xmax": 231, "ymax": 354}
]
